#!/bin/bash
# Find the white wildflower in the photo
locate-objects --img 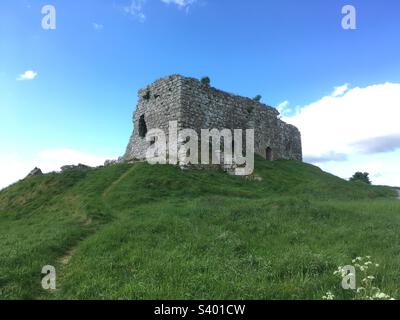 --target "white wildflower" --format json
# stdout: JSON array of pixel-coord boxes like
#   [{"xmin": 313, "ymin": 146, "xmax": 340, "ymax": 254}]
[{"xmin": 322, "ymin": 291, "xmax": 335, "ymax": 300}]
